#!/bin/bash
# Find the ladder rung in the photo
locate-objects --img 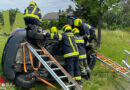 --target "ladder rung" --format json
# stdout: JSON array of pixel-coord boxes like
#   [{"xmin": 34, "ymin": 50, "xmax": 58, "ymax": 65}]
[
  {"xmin": 40, "ymin": 55, "xmax": 48, "ymax": 57},
  {"xmin": 108, "ymin": 64, "xmax": 112, "ymax": 66},
  {"xmin": 97, "ymin": 57, "xmax": 100, "ymax": 59},
  {"xmin": 116, "ymin": 67, "xmax": 121, "ymax": 70},
  {"xmin": 35, "ymin": 49, "xmax": 42, "ymax": 52},
  {"xmin": 124, "ymin": 71, "xmax": 130, "ymax": 74},
  {"xmin": 67, "ymin": 84, "xmax": 76, "ymax": 88},
  {"xmin": 124, "ymin": 50, "xmax": 130, "ymax": 55},
  {"xmin": 103, "ymin": 60, "xmax": 106, "ymax": 62},
  {"xmin": 52, "ymin": 68, "xmax": 61, "ymax": 71},
  {"xmin": 46, "ymin": 61, "xmax": 55, "ymax": 64},
  {"xmin": 59, "ymin": 76, "xmax": 68, "ymax": 79}
]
